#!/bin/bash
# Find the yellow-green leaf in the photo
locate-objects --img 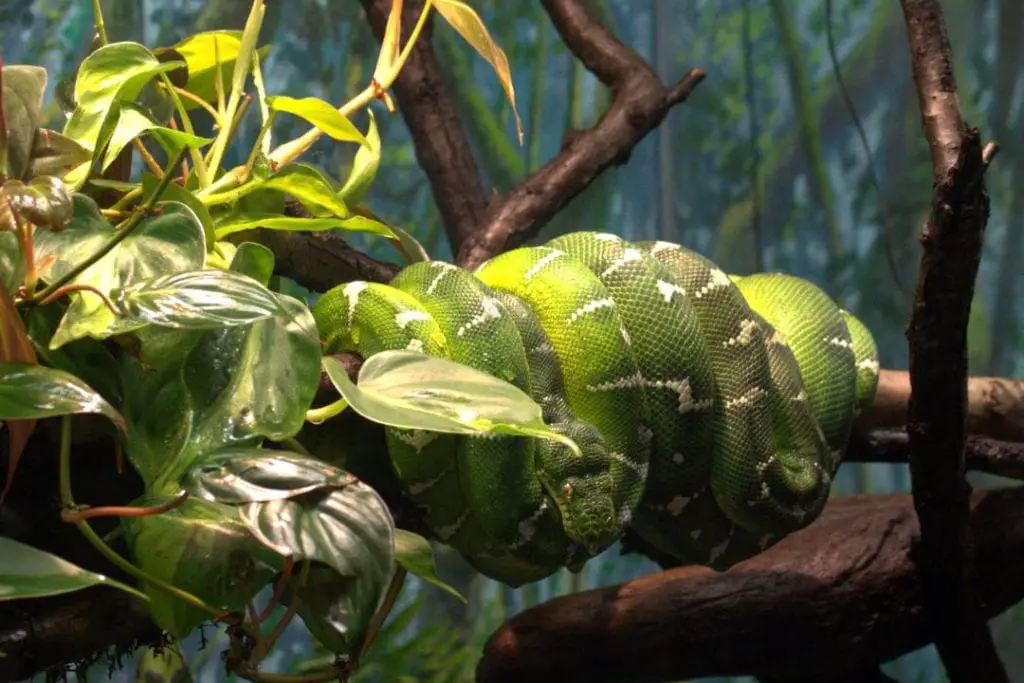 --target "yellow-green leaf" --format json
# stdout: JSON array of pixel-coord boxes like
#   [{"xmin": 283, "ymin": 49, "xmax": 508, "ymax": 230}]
[{"xmin": 267, "ymin": 96, "xmax": 369, "ymax": 147}]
